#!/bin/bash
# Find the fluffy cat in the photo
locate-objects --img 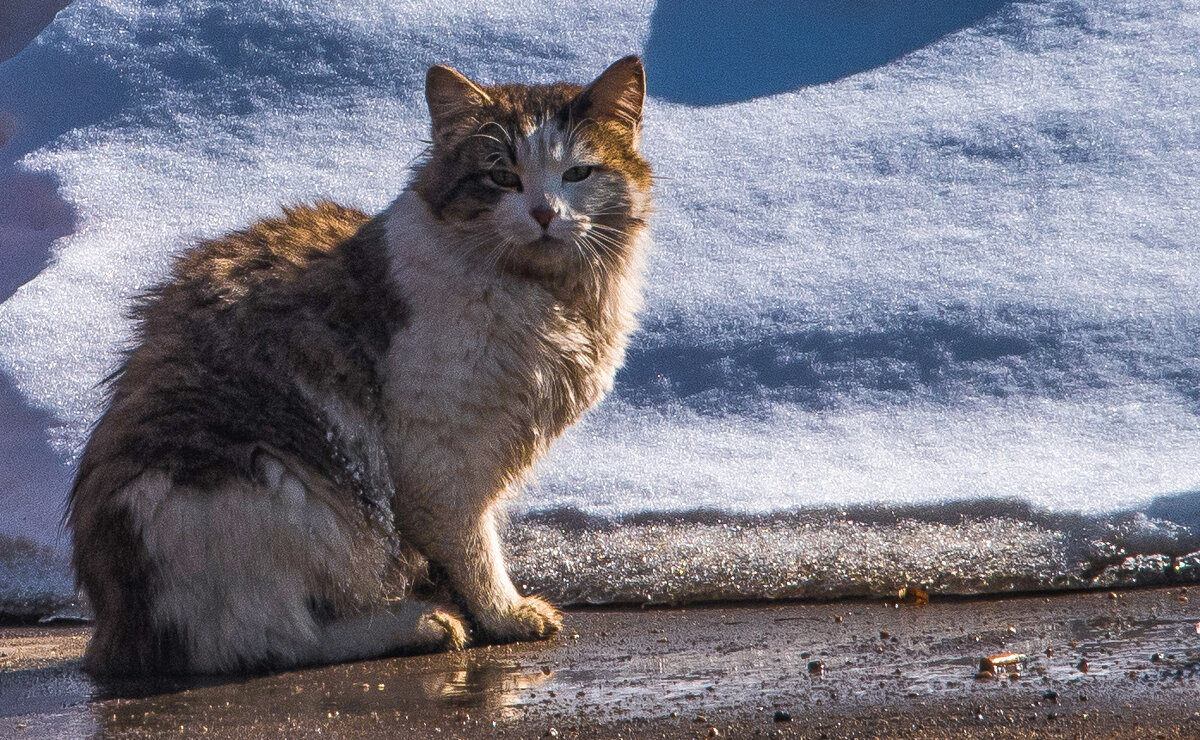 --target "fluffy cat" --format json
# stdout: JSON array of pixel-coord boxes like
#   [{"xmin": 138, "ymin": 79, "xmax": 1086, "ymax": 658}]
[{"xmin": 67, "ymin": 56, "xmax": 652, "ymax": 675}]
